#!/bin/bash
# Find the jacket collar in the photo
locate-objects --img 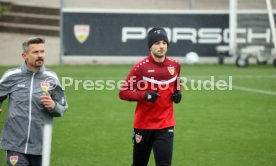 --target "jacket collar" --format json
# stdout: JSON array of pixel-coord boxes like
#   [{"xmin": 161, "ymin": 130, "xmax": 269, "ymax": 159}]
[{"xmin": 21, "ymin": 62, "xmax": 45, "ymax": 75}]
